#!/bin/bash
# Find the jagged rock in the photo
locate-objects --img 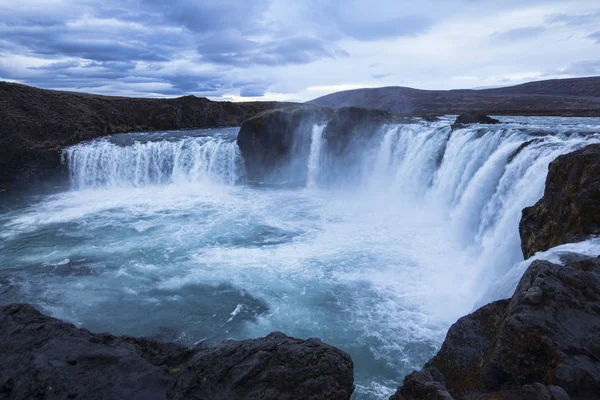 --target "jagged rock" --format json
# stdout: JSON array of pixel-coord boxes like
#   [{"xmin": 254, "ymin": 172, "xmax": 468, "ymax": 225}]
[
  {"xmin": 168, "ymin": 332, "xmax": 354, "ymax": 400},
  {"xmin": 453, "ymin": 112, "xmax": 500, "ymax": 125},
  {"xmin": 520, "ymin": 144, "xmax": 600, "ymax": 258},
  {"xmin": 0, "ymin": 304, "xmax": 355, "ymax": 400},
  {"xmin": 390, "ymin": 256, "xmax": 600, "ymax": 400},
  {"xmin": 0, "ymin": 82, "xmax": 294, "ymax": 190}
]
